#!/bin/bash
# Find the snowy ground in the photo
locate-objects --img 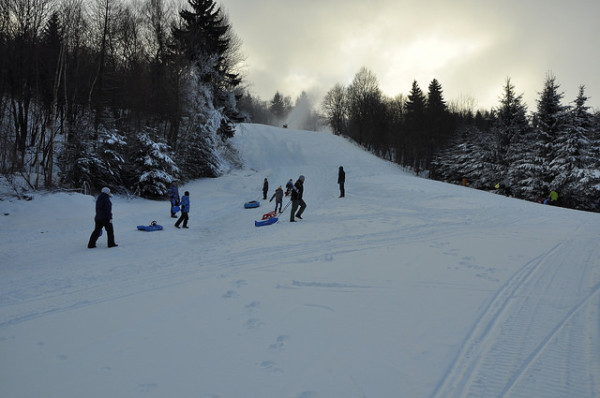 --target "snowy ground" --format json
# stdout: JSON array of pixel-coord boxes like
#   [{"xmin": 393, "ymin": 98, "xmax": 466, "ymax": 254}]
[{"xmin": 1, "ymin": 123, "xmax": 599, "ymax": 398}]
